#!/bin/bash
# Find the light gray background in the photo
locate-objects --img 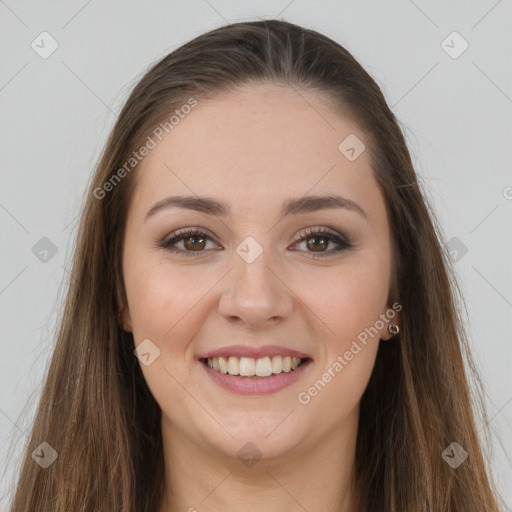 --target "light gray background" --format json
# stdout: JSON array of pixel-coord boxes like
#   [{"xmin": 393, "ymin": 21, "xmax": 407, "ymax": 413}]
[{"xmin": 1, "ymin": 1, "xmax": 511, "ymax": 509}]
